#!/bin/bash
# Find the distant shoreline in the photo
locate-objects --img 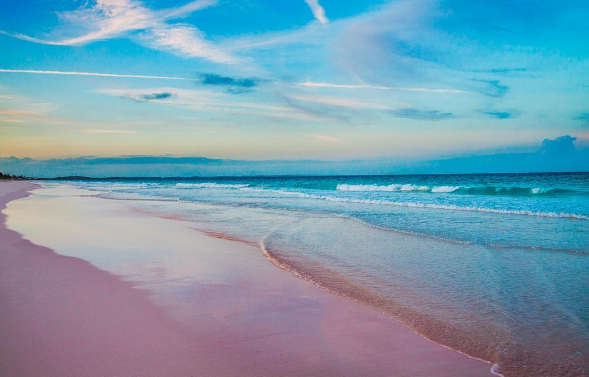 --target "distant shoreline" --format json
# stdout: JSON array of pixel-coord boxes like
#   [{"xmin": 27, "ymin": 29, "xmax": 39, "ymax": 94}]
[{"xmin": 30, "ymin": 170, "xmax": 589, "ymax": 181}]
